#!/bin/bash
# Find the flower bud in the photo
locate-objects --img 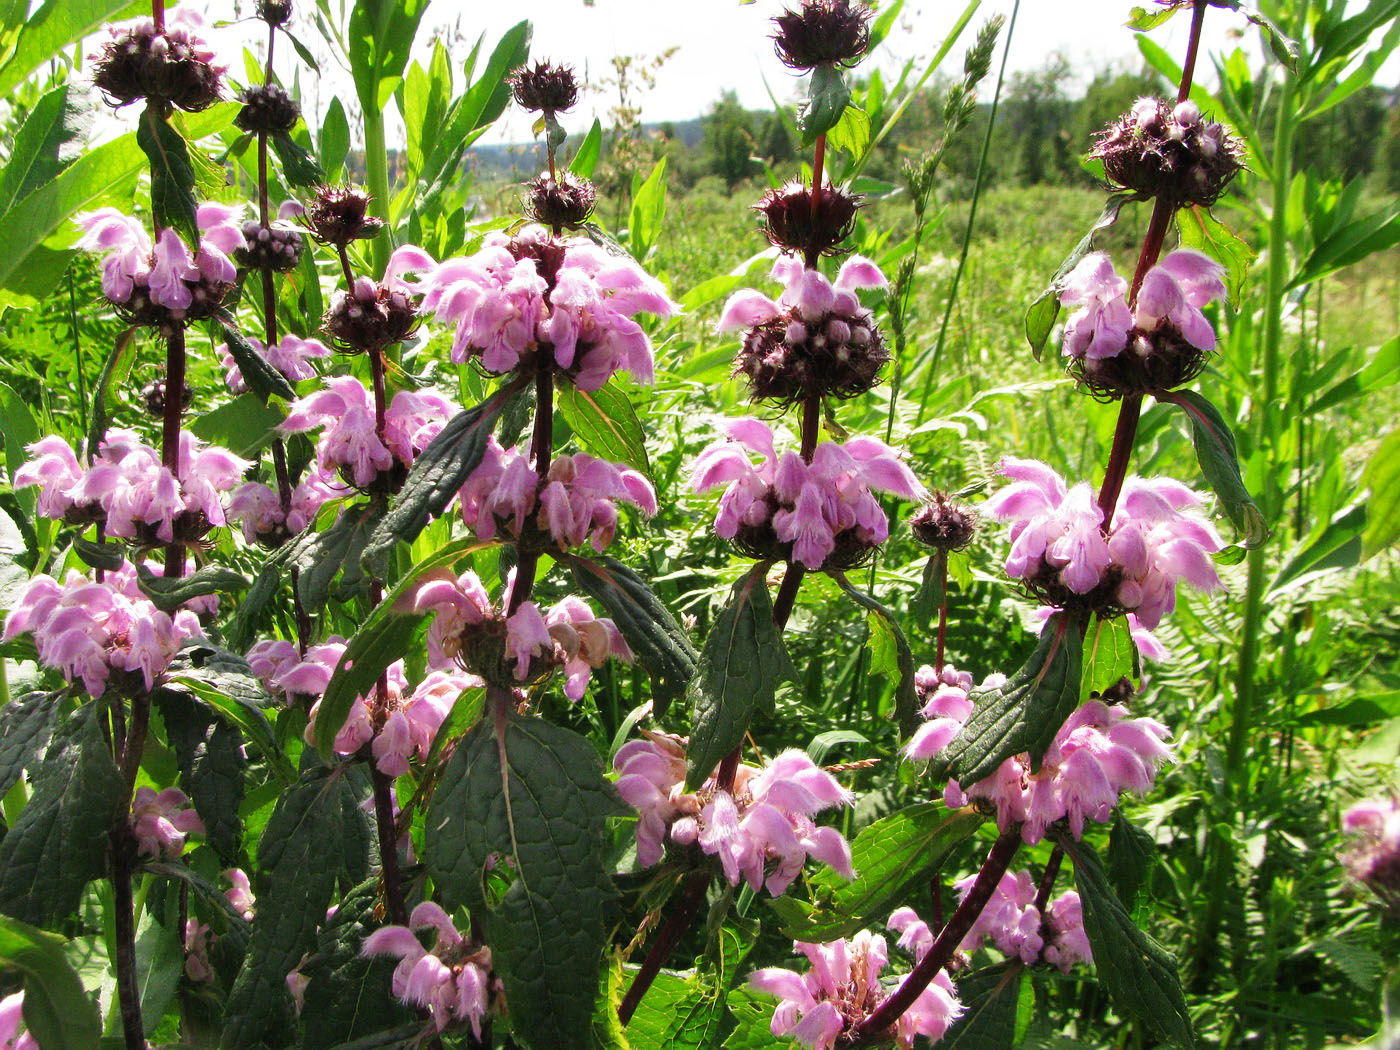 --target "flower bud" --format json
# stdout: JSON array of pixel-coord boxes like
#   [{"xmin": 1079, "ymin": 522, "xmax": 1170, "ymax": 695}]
[
  {"xmin": 909, "ymin": 492, "xmax": 978, "ymax": 553},
  {"xmin": 509, "ymin": 61, "xmax": 579, "ymax": 113},
  {"xmin": 1091, "ymin": 96, "xmax": 1243, "ymax": 207},
  {"xmin": 140, "ymin": 378, "xmax": 194, "ymax": 418},
  {"xmin": 92, "ymin": 17, "xmax": 223, "ymax": 113},
  {"xmin": 234, "ymin": 83, "xmax": 300, "ymax": 135},
  {"xmin": 771, "ymin": 0, "xmax": 873, "ymax": 70},
  {"xmin": 323, "ymin": 281, "xmax": 418, "ymax": 354},
  {"xmin": 754, "ymin": 179, "xmax": 860, "ymax": 258},
  {"xmin": 256, "ymin": 0, "xmax": 294, "ymax": 26},
  {"xmin": 523, "ymin": 172, "xmax": 597, "ymax": 228},
  {"xmin": 234, "ymin": 220, "xmax": 305, "ymax": 273},
  {"xmin": 303, "ymin": 185, "xmax": 384, "ymax": 247}
]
